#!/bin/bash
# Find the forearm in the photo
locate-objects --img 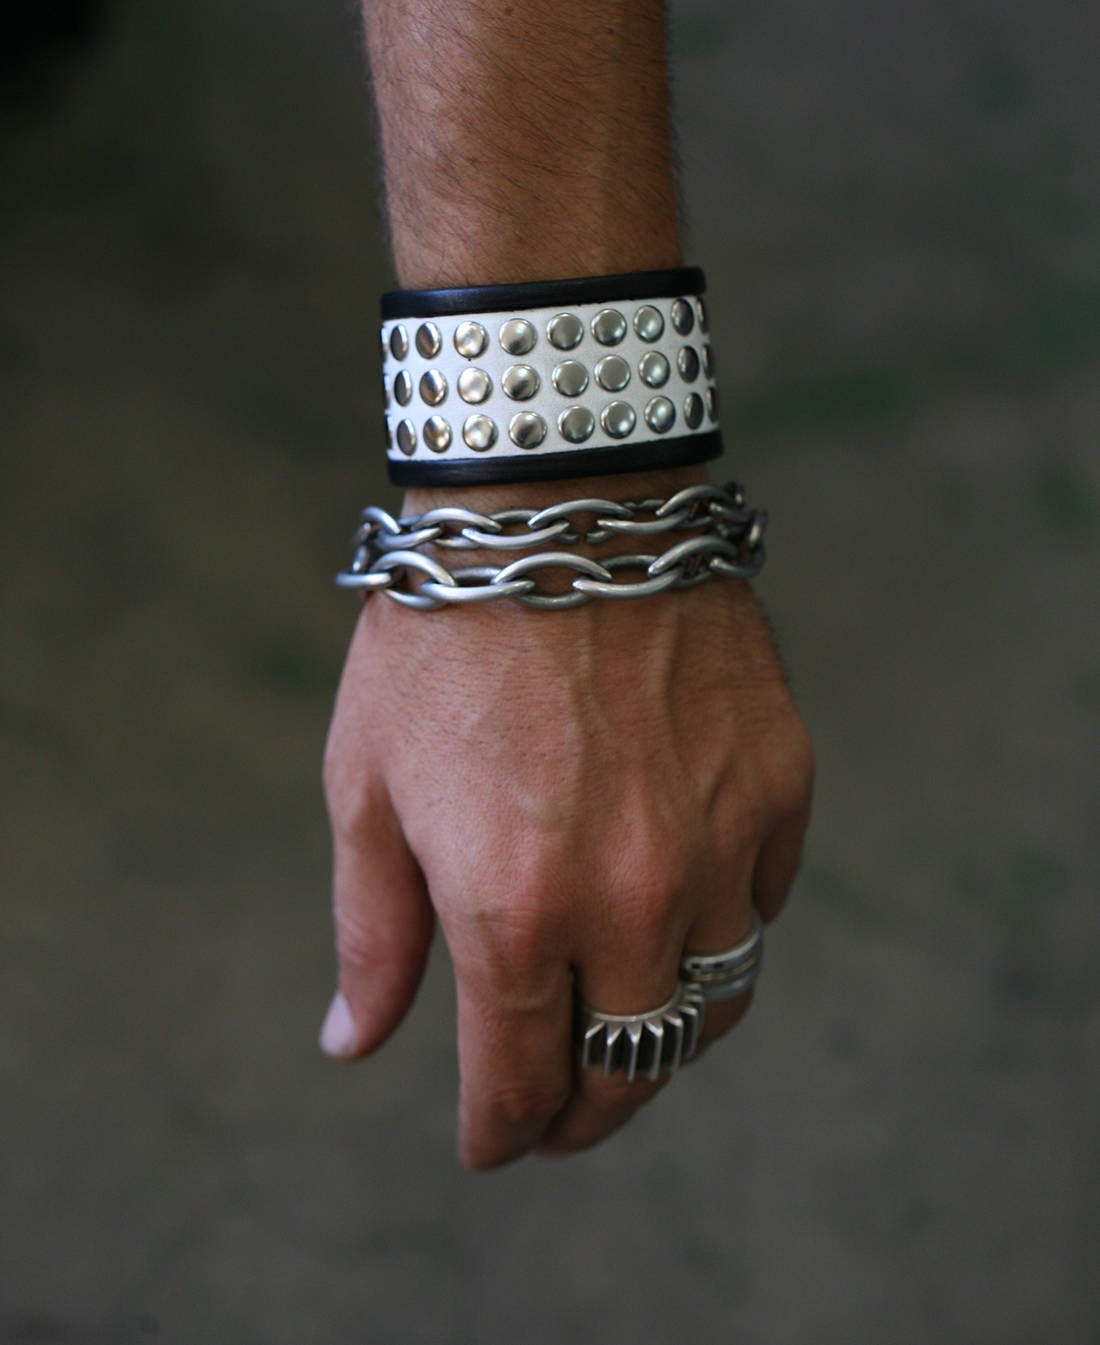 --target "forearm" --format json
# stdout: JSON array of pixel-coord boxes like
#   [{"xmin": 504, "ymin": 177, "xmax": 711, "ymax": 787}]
[
  {"xmin": 361, "ymin": 0, "xmax": 701, "ymax": 515},
  {"xmin": 326, "ymin": 2, "xmax": 813, "ymax": 1170},
  {"xmin": 362, "ymin": 0, "xmax": 682, "ymax": 289}
]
